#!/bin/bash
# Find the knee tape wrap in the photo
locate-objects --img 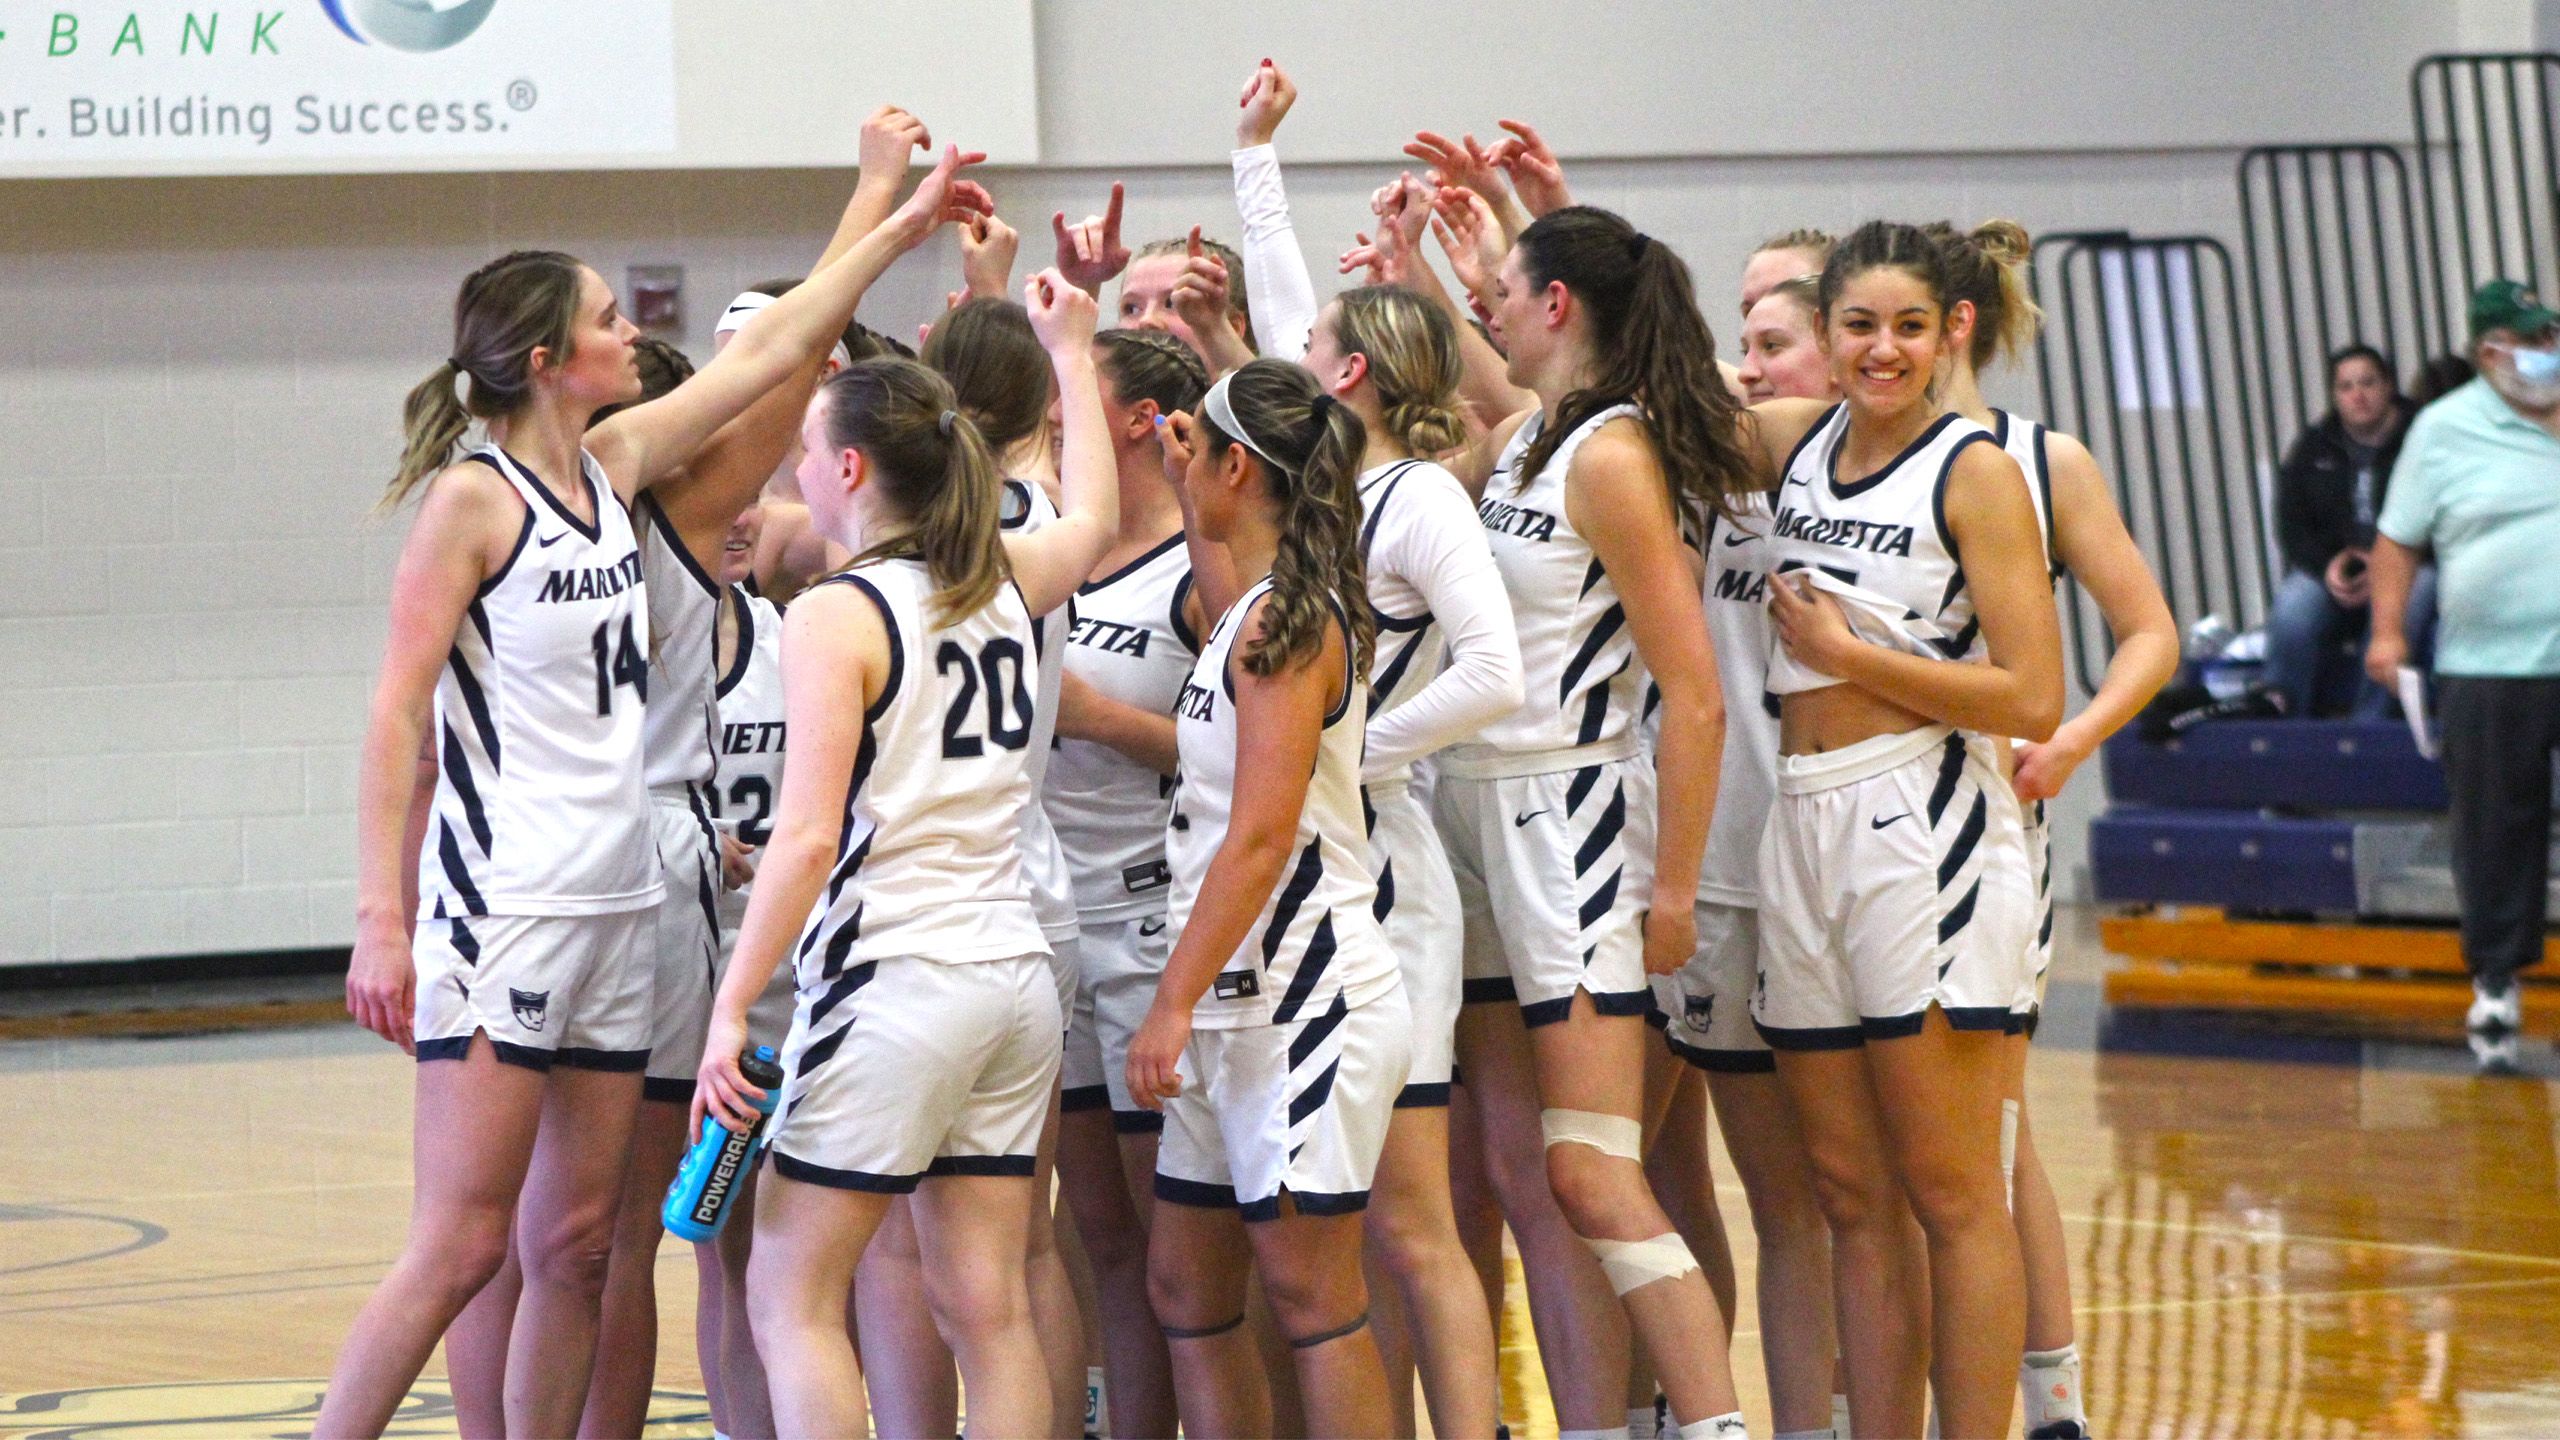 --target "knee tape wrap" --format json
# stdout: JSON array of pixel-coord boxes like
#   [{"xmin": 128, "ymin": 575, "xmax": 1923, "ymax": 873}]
[
  {"xmin": 1586, "ymin": 1231, "xmax": 1699, "ymax": 1296},
  {"xmin": 1540, "ymin": 1108, "xmax": 1643, "ymax": 1160},
  {"xmin": 2000, "ymin": 1097, "xmax": 2021, "ymax": 1215}
]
